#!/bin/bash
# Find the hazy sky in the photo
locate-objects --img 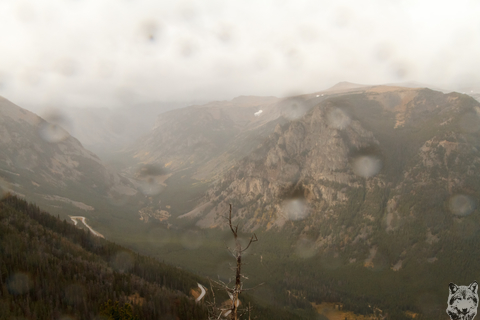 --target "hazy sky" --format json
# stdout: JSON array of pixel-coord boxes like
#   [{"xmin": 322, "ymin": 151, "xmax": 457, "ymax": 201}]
[{"xmin": 0, "ymin": 0, "xmax": 479, "ymax": 111}]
